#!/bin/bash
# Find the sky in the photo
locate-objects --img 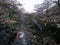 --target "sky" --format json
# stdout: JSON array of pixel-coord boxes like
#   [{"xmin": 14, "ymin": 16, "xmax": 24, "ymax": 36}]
[{"xmin": 17, "ymin": 0, "xmax": 43, "ymax": 13}]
